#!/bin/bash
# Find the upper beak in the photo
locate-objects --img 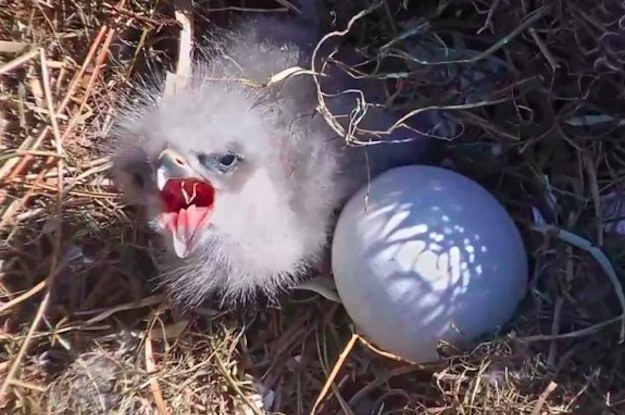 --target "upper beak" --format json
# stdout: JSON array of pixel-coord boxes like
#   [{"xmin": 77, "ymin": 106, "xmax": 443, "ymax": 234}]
[{"xmin": 156, "ymin": 148, "xmax": 196, "ymax": 189}]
